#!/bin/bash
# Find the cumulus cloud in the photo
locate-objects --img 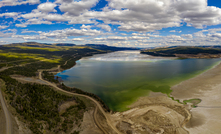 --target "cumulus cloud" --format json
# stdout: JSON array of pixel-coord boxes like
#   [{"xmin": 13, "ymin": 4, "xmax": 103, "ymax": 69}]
[
  {"xmin": 0, "ymin": 28, "xmax": 17, "ymax": 38},
  {"xmin": 16, "ymin": 18, "xmax": 52, "ymax": 27},
  {"xmin": 0, "ymin": 0, "xmax": 40, "ymax": 7},
  {"xmin": 56, "ymin": 0, "xmax": 98, "ymax": 16},
  {"xmin": 15, "ymin": 23, "xmax": 28, "ymax": 27},
  {"xmin": 107, "ymin": 36, "xmax": 127, "ymax": 41},
  {"xmin": 0, "ymin": 25, "xmax": 9, "ymax": 29},
  {"xmin": 37, "ymin": 2, "xmax": 57, "ymax": 13},
  {"xmin": 3, "ymin": 0, "xmax": 221, "ymax": 47},
  {"xmin": 9, "ymin": 0, "xmax": 221, "ymax": 33},
  {"xmin": 82, "ymin": 0, "xmax": 221, "ymax": 31},
  {"xmin": 181, "ymin": 34, "xmax": 193, "ymax": 39},
  {"xmin": 84, "ymin": 0, "xmax": 181, "ymax": 31},
  {"xmin": 0, "ymin": 12, "xmax": 19, "ymax": 20},
  {"xmin": 81, "ymin": 24, "xmax": 92, "ymax": 29},
  {"xmin": 12, "ymin": 34, "xmax": 48, "ymax": 41},
  {"xmin": 96, "ymin": 24, "xmax": 111, "ymax": 31},
  {"xmin": 128, "ymin": 36, "xmax": 149, "ymax": 40},
  {"xmin": 208, "ymin": 33, "xmax": 221, "ymax": 38},
  {"xmin": 40, "ymin": 28, "xmax": 102, "ymax": 38}
]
